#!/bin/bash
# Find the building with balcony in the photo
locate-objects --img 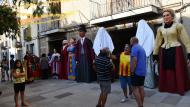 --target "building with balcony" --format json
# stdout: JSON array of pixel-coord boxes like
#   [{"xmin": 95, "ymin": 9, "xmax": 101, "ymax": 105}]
[
  {"xmin": 17, "ymin": 0, "xmax": 190, "ymax": 59},
  {"xmin": 19, "ymin": 0, "xmax": 51, "ymax": 57},
  {"xmin": 38, "ymin": 0, "xmax": 189, "ymax": 53},
  {"xmin": 37, "ymin": 0, "xmax": 97, "ymax": 55},
  {"xmin": 89, "ymin": 0, "xmax": 190, "ymax": 53}
]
